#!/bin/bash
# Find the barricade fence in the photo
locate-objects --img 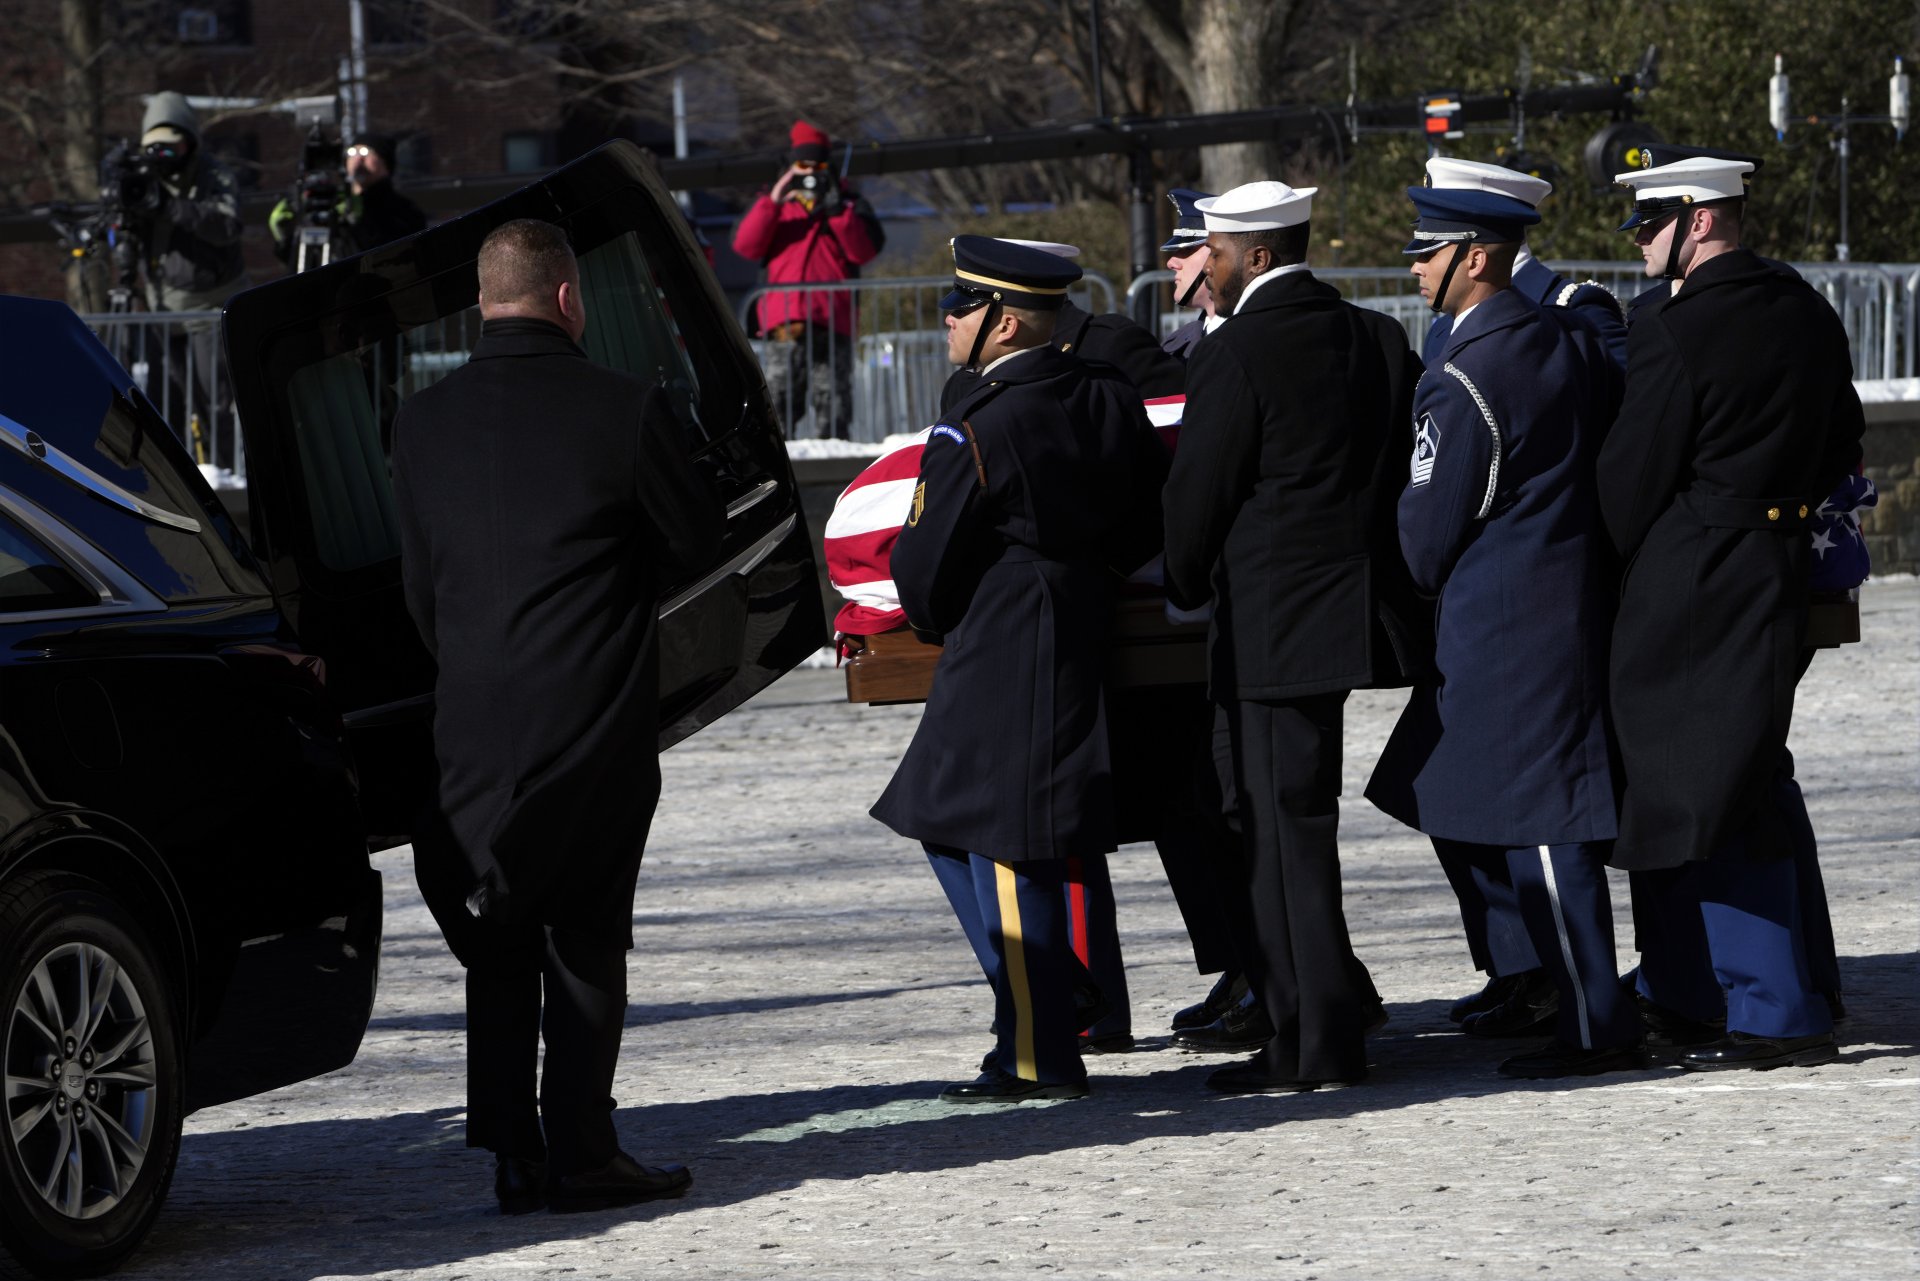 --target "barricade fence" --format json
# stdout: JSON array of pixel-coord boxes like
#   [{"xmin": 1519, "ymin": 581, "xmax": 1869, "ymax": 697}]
[
  {"xmin": 1133, "ymin": 262, "xmax": 1920, "ymax": 381},
  {"xmin": 82, "ymin": 261, "xmax": 1916, "ymax": 463}
]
